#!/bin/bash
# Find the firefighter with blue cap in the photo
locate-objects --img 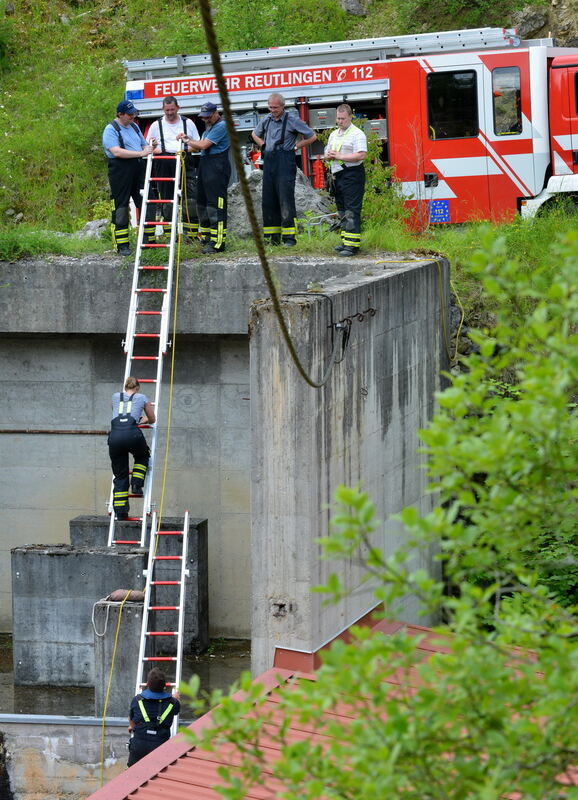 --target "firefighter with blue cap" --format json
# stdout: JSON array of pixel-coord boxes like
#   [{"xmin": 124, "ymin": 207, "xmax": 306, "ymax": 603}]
[{"xmin": 102, "ymin": 100, "xmax": 158, "ymax": 256}]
